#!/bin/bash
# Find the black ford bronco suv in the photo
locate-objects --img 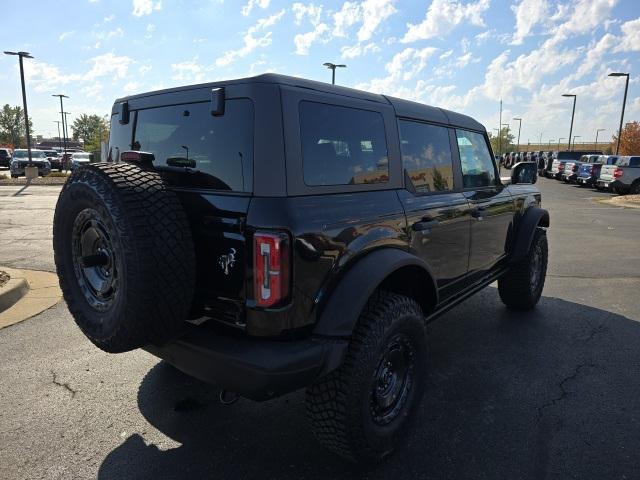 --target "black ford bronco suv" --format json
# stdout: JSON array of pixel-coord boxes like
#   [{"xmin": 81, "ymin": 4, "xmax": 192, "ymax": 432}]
[{"xmin": 52, "ymin": 74, "xmax": 549, "ymax": 462}]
